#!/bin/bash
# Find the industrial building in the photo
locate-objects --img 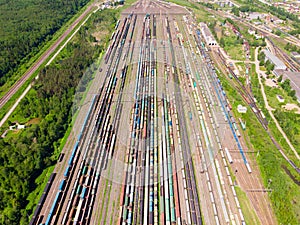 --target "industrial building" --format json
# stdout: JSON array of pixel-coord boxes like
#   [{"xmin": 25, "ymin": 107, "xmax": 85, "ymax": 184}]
[
  {"xmin": 199, "ymin": 22, "xmax": 218, "ymax": 47},
  {"xmin": 215, "ymin": 1, "xmax": 235, "ymax": 7},
  {"xmin": 291, "ymin": 51, "xmax": 300, "ymax": 64},
  {"xmin": 262, "ymin": 49, "xmax": 287, "ymax": 71},
  {"xmin": 248, "ymin": 12, "xmax": 265, "ymax": 20}
]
